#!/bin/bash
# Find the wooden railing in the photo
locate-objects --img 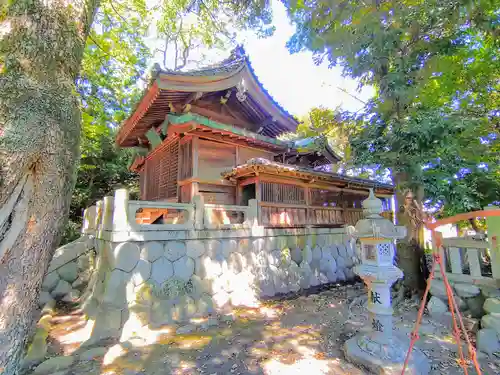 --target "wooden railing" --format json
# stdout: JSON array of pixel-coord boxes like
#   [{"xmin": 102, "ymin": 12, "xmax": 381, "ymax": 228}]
[
  {"xmin": 428, "ymin": 207, "xmax": 500, "ymax": 288},
  {"xmin": 128, "ymin": 200, "xmax": 195, "ymax": 230},
  {"xmin": 203, "ymin": 201, "xmax": 258, "ymax": 229},
  {"xmin": 436, "ymin": 236, "xmax": 498, "ymax": 287},
  {"xmin": 259, "ymin": 202, "xmax": 393, "ymax": 227},
  {"xmin": 85, "ymin": 189, "xmax": 398, "ymax": 233}
]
